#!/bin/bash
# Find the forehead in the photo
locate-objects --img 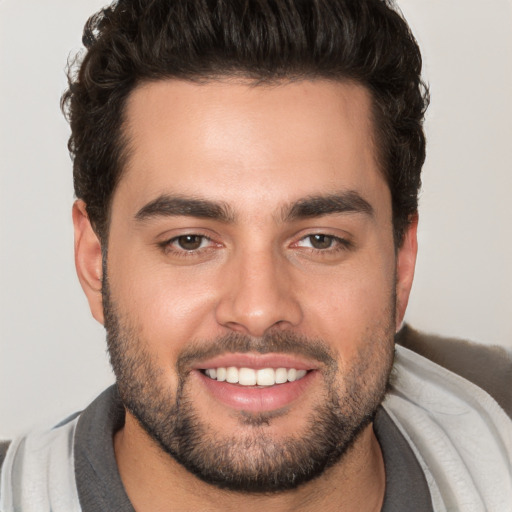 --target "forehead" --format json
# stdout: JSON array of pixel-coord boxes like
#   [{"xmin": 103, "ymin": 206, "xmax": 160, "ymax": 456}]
[{"xmin": 116, "ymin": 78, "xmax": 388, "ymax": 218}]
